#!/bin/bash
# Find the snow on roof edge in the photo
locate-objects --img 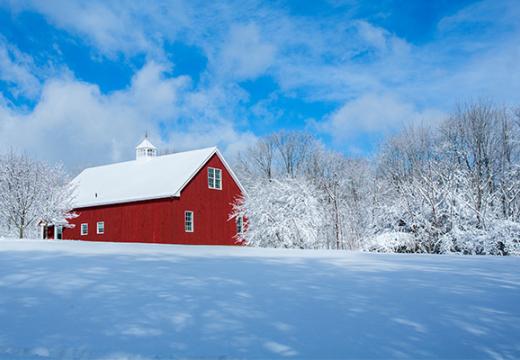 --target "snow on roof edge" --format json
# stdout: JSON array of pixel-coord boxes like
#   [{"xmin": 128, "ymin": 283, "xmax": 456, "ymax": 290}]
[{"xmin": 72, "ymin": 193, "xmax": 178, "ymax": 209}]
